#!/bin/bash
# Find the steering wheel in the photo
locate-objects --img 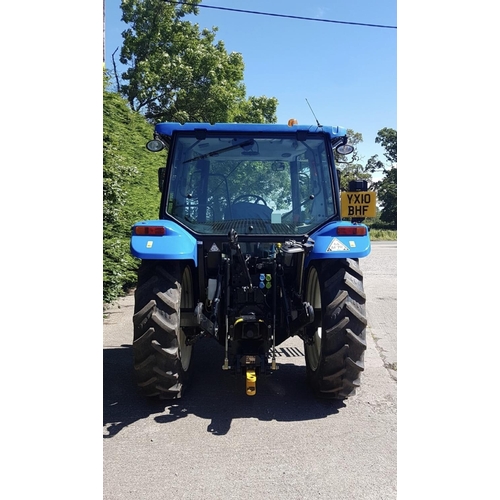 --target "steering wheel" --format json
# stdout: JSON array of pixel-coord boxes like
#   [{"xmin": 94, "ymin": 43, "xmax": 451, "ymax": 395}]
[{"xmin": 232, "ymin": 194, "xmax": 268, "ymax": 206}]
